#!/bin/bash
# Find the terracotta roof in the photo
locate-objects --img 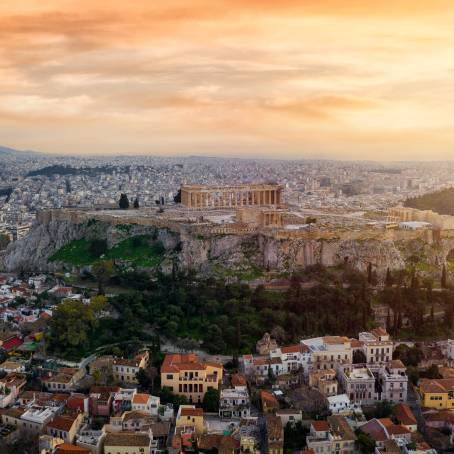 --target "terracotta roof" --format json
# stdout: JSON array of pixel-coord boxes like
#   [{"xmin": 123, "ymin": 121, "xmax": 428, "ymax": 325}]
[
  {"xmin": 261, "ymin": 390, "xmax": 278, "ymax": 408},
  {"xmin": 47, "ymin": 415, "xmax": 78, "ymax": 432},
  {"xmin": 324, "ymin": 336, "xmax": 349, "ymax": 345},
  {"xmin": 199, "ymin": 434, "xmax": 239, "ymax": 452},
  {"xmin": 393, "ymin": 404, "xmax": 417, "ymax": 426},
  {"xmin": 113, "ymin": 358, "xmax": 140, "ymax": 367},
  {"xmin": 132, "ymin": 393, "xmax": 151, "ymax": 404},
  {"xmin": 281, "ymin": 344, "xmax": 302, "ymax": 354},
  {"xmin": 122, "ymin": 410, "xmax": 154, "ymax": 423},
  {"xmin": 231, "ymin": 374, "xmax": 247, "ymax": 387},
  {"xmin": 55, "ymin": 444, "xmax": 91, "ymax": 454},
  {"xmin": 104, "ymin": 432, "xmax": 150, "ymax": 447},
  {"xmin": 312, "ymin": 420, "xmax": 330, "ymax": 432},
  {"xmin": 150, "ymin": 421, "xmax": 170, "ymax": 437},
  {"xmin": 0, "ymin": 407, "xmax": 26, "ymax": 419},
  {"xmin": 266, "ymin": 414, "xmax": 283, "ymax": 440},
  {"xmin": 420, "ymin": 378, "xmax": 454, "ymax": 394},
  {"xmin": 386, "ymin": 425, "xmax": 411, "ymax": 436},
  {"xmin": 161, "ymin": 353, "xmax": 218, "ymax": 374},
  {"xmin": 327, "ymin": 415, "xmax": 356, "ymax": 441},
  {"xmin": 360, "ymin": 419, "xmax": 388, "ymax": 442},
  {"xmin": 371, "ymin": 327, "xmax": 388, "ymax": 337},
  {"xmin": 390, "ymin": 359, "xmax": 405, "ymax": 369},
  {"xmin": 425, "ymin": 410, "xmax": 454, "ymax": 423},
  {"xmin": 350, "ymin": 339, "xmax": 363, "ymax": 348},
  {"xmin": 180, "ymin": 407, "xmax": 203, "ymax": 417}
]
